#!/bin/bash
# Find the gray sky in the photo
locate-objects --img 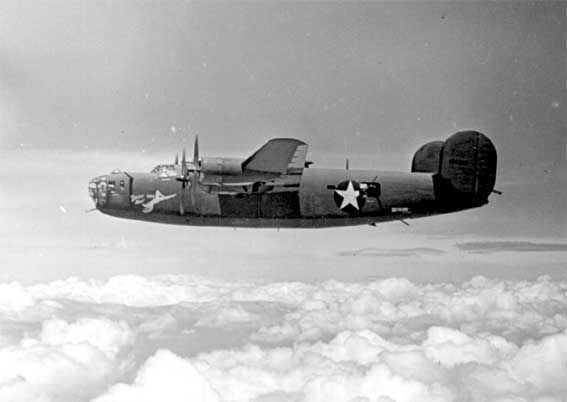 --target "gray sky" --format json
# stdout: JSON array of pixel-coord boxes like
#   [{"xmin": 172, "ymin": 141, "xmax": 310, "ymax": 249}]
[
  {"xmin": 0, "ymin": 1, "xmax": 565, "ymax": 282},
  {"xmin": 2, "ymin": 1, "xmax": 565, "ymax": 161}
]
